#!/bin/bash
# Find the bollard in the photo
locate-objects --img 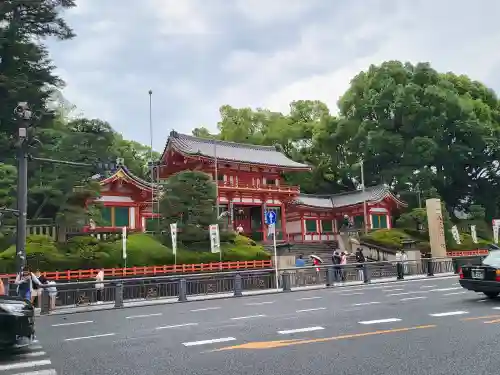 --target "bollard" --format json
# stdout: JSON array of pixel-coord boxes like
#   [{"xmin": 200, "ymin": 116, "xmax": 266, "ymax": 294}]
[
  {"xmin": 114, "ymin": 283, "xmax": 124, "ymax": 308},
  {"xmin": 396, "ymin": 262, "xmax": 404, "ymax": 280},
  {"xmin": 233, "ymin": 273, "xmax": 243, "ymax": 297},
  {"xmin": 178, "ymin": 278, "xmax": 188, "ymax": 302},
  {"xmin": 40, "ymin": 288, "xmax": 50, "ymax": 315},
  {"xmin": 282, "ymin": 271, "xmax": 291, "ymax": 292},
  {"xmin": 363, "ymin": 264, "xmax": 371, "ymax": 284},
  {"xmin": 427, "ymin": 259, "xmax": 434, "ymax": 277},
  {"xmin": 326, "ymin": 267, "xmax": 334, "ymax": 287}
]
